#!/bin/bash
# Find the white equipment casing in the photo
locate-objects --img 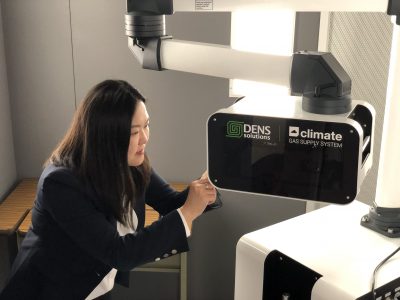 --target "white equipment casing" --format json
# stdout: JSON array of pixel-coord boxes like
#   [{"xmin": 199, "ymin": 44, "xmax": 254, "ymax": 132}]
[{"xmin": 234, "ymin": 201, "xmax": 400, "ymax": 299}]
